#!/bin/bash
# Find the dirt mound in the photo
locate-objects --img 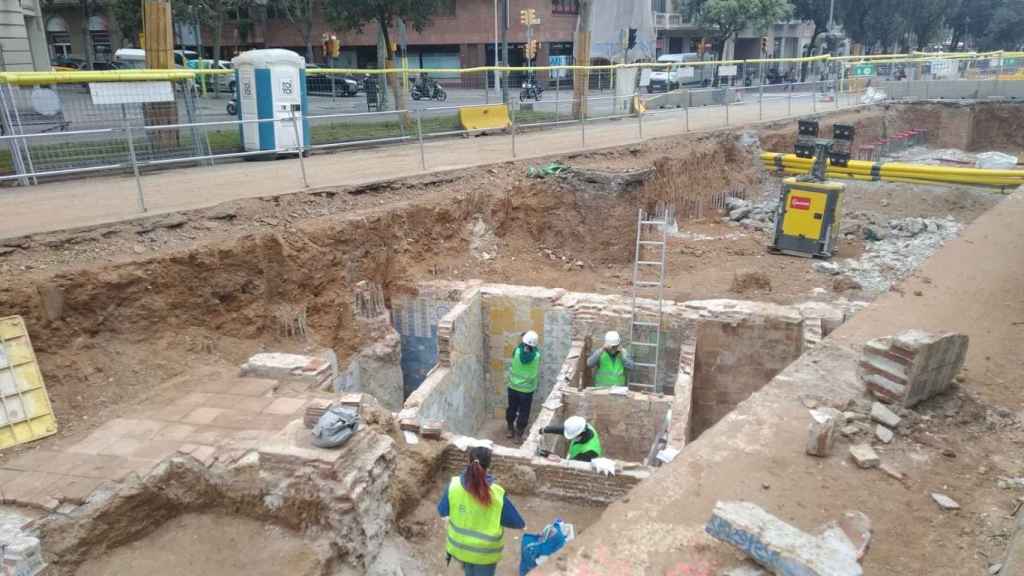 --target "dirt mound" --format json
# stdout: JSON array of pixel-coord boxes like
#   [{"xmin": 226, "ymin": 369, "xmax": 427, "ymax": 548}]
[{"xmin": 730, "ymin": 271, "xmax": 772, "ymax": 294}]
